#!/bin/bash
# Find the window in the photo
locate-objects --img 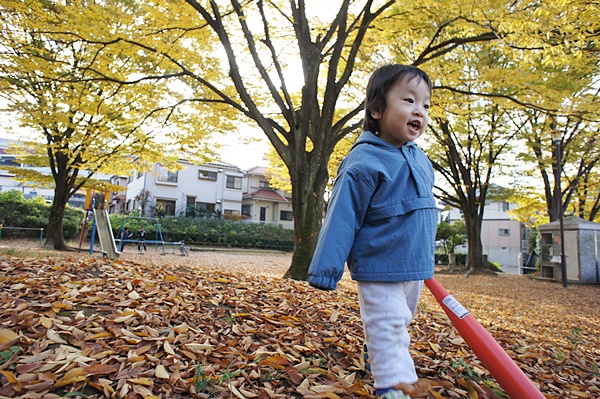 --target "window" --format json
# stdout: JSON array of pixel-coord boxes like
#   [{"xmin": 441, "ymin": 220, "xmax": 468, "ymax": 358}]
[
  {"xmin": 196, "ymin": 202, "xmax": 216, "ymax": 213},
  {"xmin": 280, "ymin": 210, "xmax": 293, "ymax": 221},
  {"xmin": 185, "ymin": 196, "xmax": 196, "ymax": 217},
  {"xmin": 199, "ymin": 170, "xmax": 218, "ymax": 180},
  {"xmin": 499, "ymin": 229, "xmax": 510, "ymax": 236},
  {"xmin": 226, "ymin": 175, "xmax": 242, "ymax": 189},
  {"xmin": 155, "ymin": 199, "xmax": 176, "ymax": 216},
  {"xmin": 242, "ymin": 205, "xmax": 251, "ymax": 217},
  {"xmin": 259, "ymin": 180, "xmax": 270, "ymax": 188},
  {"xmin": 156, "ymin": 165, "xmax": 178, "ymax": 183},
  {"xmin": 501, "ymin": 201, "xmax": 510, "ymax": 212},
  {"xmin": 0, "ymin": 156, "xmax": 18, "ymax": 167},
  {"xmin": 224, "ymin": 209, "xmax": 240, "ymax": 215}
]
